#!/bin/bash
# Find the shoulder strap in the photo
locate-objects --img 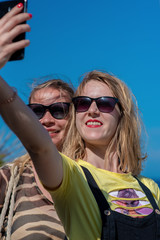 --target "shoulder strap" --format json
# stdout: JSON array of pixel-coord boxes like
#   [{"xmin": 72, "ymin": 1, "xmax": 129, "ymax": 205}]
[
  {"xmin": 81, "ymin": 166, "xmax": 110, "ymax": 221},
  {"xmin": 134, "ymin": 176, "xmax": 160, "ymax": 210}
]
